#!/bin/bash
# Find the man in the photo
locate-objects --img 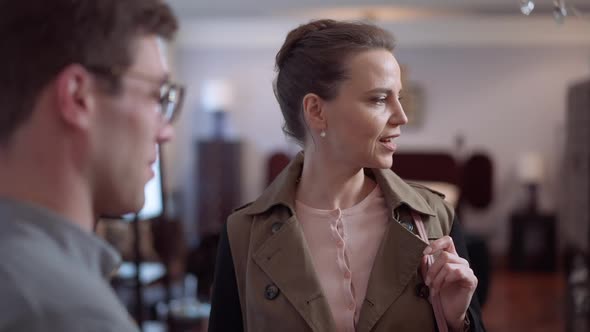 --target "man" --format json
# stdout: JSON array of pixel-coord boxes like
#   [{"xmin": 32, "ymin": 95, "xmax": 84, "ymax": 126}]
[{"xmin": 0, "ymin": 1, "xmax": 183, "ymax": 331}]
